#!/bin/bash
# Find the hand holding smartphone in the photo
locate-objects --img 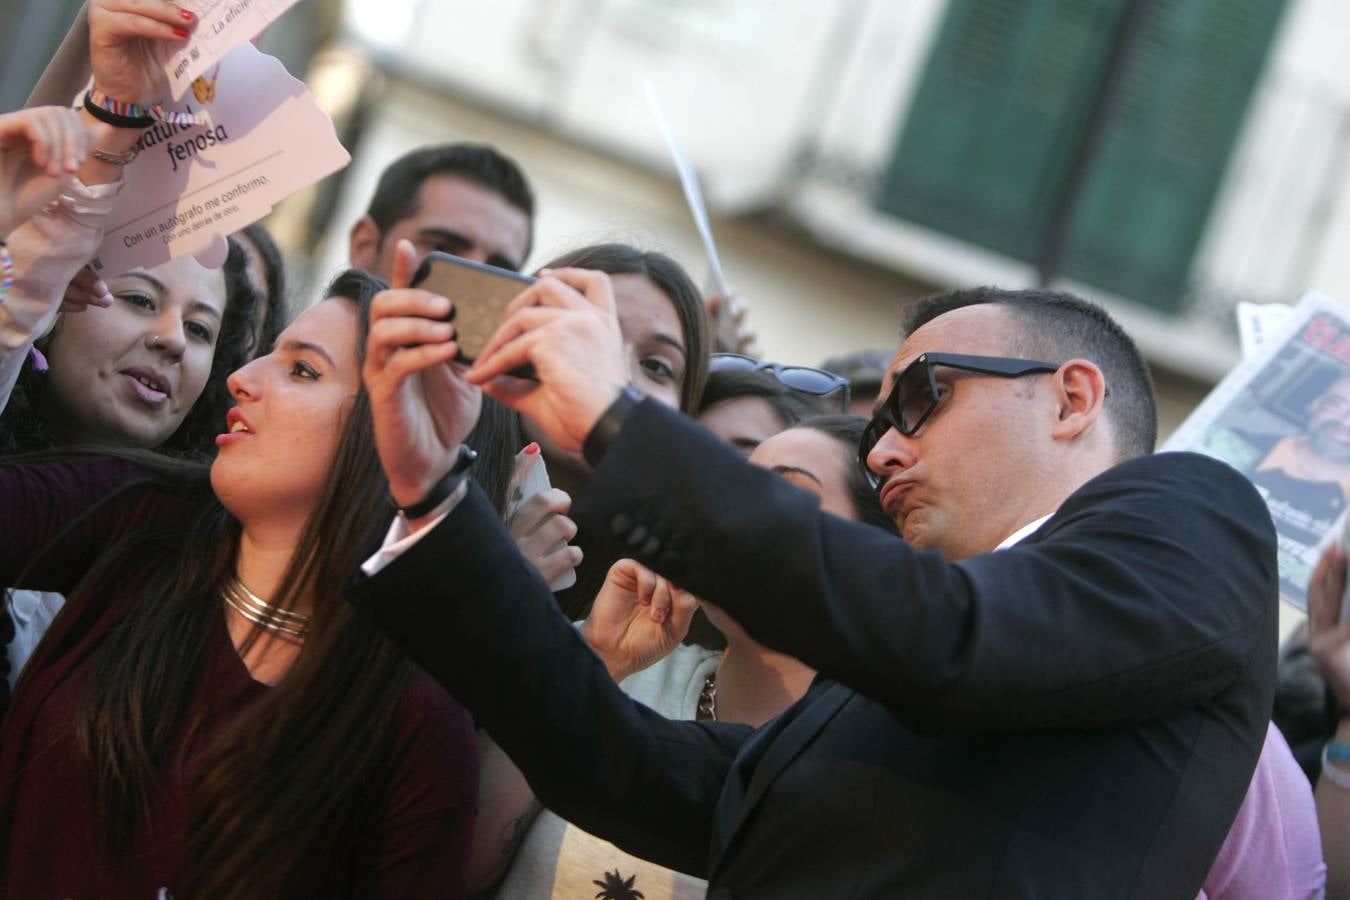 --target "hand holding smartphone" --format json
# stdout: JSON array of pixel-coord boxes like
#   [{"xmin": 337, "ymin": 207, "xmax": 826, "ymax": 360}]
[{"xmin": 411, "ymin": 251, "xmax": 536, "ymax": 374}]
